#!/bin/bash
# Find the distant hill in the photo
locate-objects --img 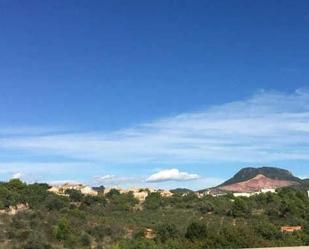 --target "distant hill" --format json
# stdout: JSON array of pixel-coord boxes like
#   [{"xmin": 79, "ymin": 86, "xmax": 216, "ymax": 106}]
[
  {"xmin": 291, "ymin": 178, "xmax": 309, "ymax": 190},
  {"xmin": 219, "ymin": 167, "xmax": 301, "ymax": 186},
  {"xmin": 93, "ymin": 185, "xmax": 105, "ymax": 192},
  {"xmin": 170, "ymin": 188, "xmax": 193, "ymax": 194},
  {"xmin": 301, "ymin": 178, "xmax": 309, "ymax": 187},
  {"xmin": 218, "ymin": 174, "xmax": 299, "ymax": 193},
  {"xmin": 206, "ymin": 167, "xmax": 304, "ymax": 193}
]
